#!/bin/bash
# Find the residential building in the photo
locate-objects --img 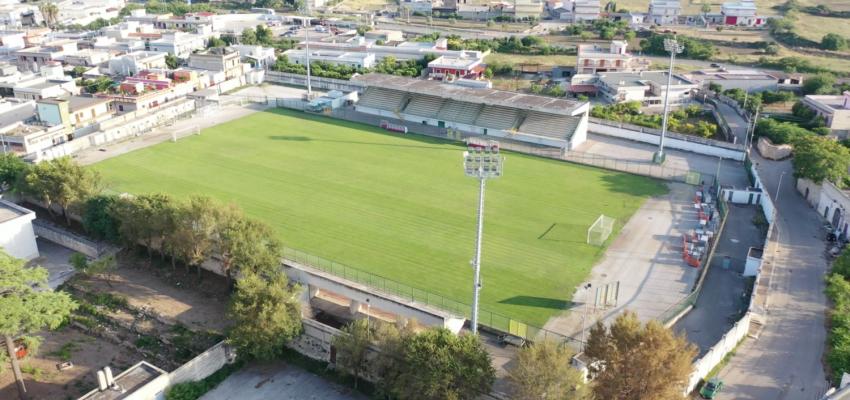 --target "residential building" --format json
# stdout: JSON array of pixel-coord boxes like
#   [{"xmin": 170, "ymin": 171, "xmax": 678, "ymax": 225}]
[
  {"xmin": 428, "ymin": 53, "xmax": 485, "ymax": 79},
  {"xmin": 0, "ymin": 118, "xmax": 69, "ymax": 155},
  {"xmin": 0, "ymin": 200, "xmax": 38, "ymax": 260},
  {"xmin": 0, "ymin": 97, "xmax": 36, "ymax": 128},
  {"xmin": 364, "ymin": 29, "xmax": 404, "ymax": 43},
  {"xmin": 558, "ymin": 0, "xmax": 600, "ymax": 22},
  {"xmin": 400, "ymin": 0, "xmax": 434, "ymax": 14},
  {"xmin": 37, "ymin": 96, "xmax": 113, "ymax": 129},
  {"xmin": 64, "ymin": 49, "xmax": 112, "ymax": 67},
  {"xmin": 147, "ymin": 32, "xmax": 206, "ymax": 58},
  {"xmin": 56, "ymin": 0, "xmax": 123, "ymax": 26},
  {"xmin": 282, "ymin": 49, "xmax": 376, "ymax": 69},
  {"xmin": 188, "ymin": 47, "xmax": 243, "ymax": 80},
  {"xmin": 510, "ymin": 0, "xmax": 544, "ymax": 19},
  {"xmin": 684, "ymin": 68, "xmax": 781, "ymax": 92},
  {"xmin": 589, "ymin": 70, "xmax": 698, "ymax": 106},
  {"xmin": 801, "ymin": 92, "xmax": 850, "ymax": 136},
  {"xmin": 720, "ymin": 1, "xmax": 764, "ymax": 26},
  {"xmin": 648, "ymin": 0, "xmax": 681, "ymax": 25},
  {"xmin": 0, "ymin": 2, "xmax": 41, "ymax": 28},
  {"xmin": 230, "ymin": 45, "xmax": 276, "ymax": 69},
  {"xmin": 0, "ymin": 74, "xmax": 79, "ymax": 100},
  {"xmin": 0, "ymin": 30, "xmax": 25, "ymax": 54},
  {"xmin": 14, "ymin": 40, "xmax": 78, "ymax": 72},
  {"xmin": 576, "ymin": 40, "xmax": 650, "ymax": 74},
  {"xmin": 108, "ymin": 51, "xmax": 168, "ymax": 76}
]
